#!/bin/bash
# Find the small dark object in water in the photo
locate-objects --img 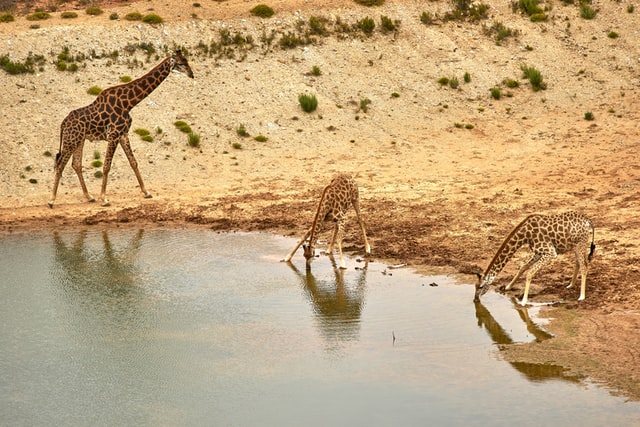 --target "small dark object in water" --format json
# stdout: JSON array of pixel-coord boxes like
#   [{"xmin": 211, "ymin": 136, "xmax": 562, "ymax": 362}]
[{"xmin": 429, "ymin": 282, "xmax": 438, "ymax": 287}]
